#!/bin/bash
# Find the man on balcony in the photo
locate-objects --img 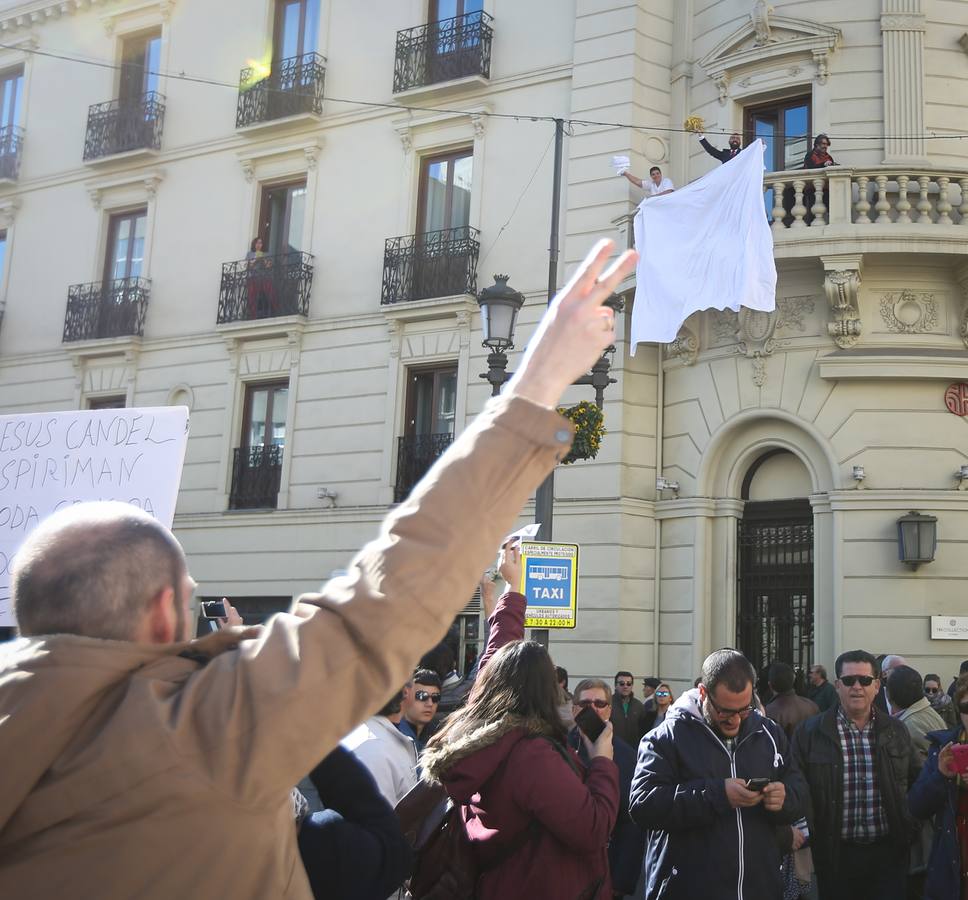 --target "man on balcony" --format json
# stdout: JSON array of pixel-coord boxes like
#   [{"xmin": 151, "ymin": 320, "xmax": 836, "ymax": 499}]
[
  {"xmin": 802, "ymin": 134, "xmax": 837, "ymax": 169},
  {"xmin": 698, "ymin": 131, "xmax": 742, "ymax": 163}
]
